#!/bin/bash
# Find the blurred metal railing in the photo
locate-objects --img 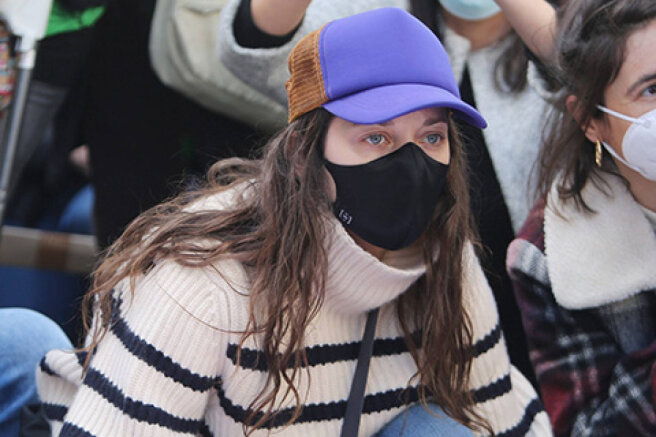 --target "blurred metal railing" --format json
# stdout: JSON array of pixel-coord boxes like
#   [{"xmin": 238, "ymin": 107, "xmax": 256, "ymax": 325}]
[{"xmin": 0, "ymin": 0, "xmax": 53, "ymax": 232}]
